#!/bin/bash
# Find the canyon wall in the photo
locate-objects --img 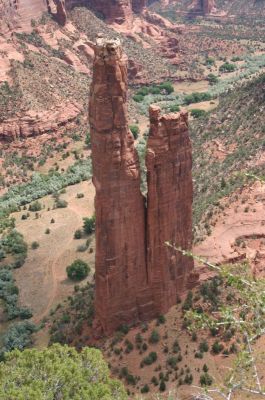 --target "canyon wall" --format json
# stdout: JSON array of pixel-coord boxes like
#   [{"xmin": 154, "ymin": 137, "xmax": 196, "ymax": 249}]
[{"xmin": 90, "ymin": 38, "xmax": 194, "ymax": 335}]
